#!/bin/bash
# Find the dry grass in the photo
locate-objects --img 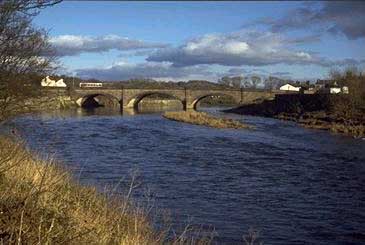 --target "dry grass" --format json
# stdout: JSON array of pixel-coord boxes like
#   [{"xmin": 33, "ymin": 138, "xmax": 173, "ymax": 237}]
[
  {"xmin": 163, "ymin": 111, "xmax": 253, "ymax": 129},
  {"xmin": 0, "ymin": 136, "xmax": 216, "ymax": 244}
]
